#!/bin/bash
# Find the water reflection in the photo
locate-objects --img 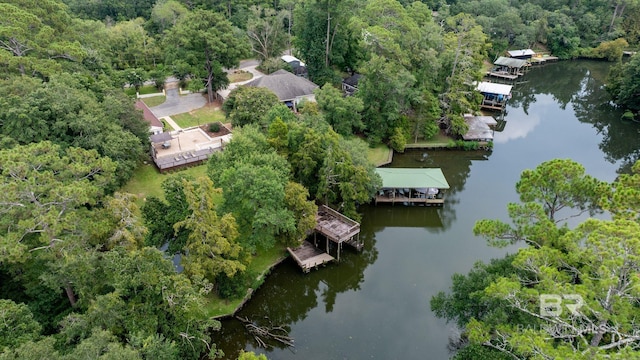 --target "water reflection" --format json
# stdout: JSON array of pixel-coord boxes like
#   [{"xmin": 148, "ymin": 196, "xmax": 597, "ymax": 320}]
[{"xmin": 213, "ymin": 60, "xmax": 640, "ymax": 360}]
